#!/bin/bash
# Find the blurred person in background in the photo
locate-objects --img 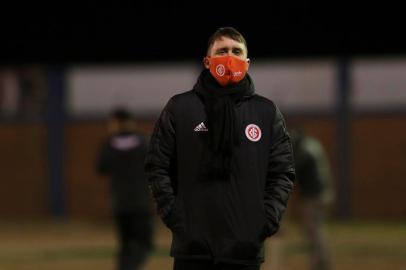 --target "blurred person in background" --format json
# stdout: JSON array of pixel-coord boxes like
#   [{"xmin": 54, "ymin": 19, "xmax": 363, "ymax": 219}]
[
  {"xmin": 290, "ymin": 127, "xmax": 334, "ymax": 270},
  {"xmin": 16, "ymin": 66, "xmax": 48, "ymax": 120},
  {"xmin": 97, "ymin": 108, "xmax": 153, "ymax": 270},
  {"xmin": 145, "ymin": 27, "xmax": 295, "ymax": 270}
]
